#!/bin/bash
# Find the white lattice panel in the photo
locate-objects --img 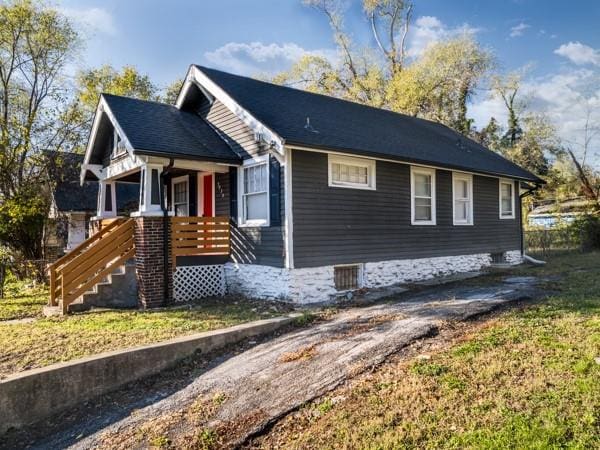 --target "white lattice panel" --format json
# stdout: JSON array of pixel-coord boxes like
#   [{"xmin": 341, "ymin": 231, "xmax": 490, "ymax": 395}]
[{"xmin": 174, "ymin": 265, "xmax": 225, "ymax": 302}]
